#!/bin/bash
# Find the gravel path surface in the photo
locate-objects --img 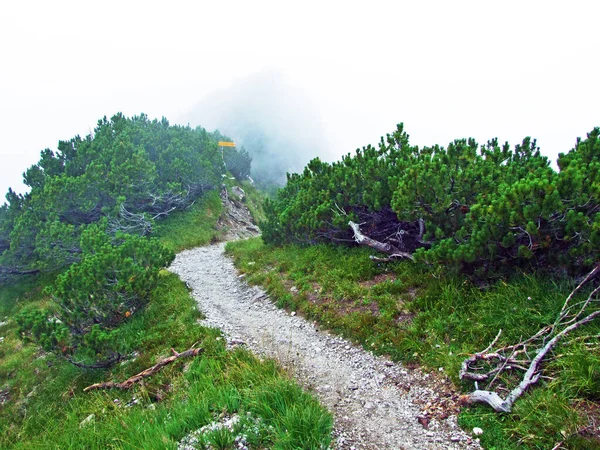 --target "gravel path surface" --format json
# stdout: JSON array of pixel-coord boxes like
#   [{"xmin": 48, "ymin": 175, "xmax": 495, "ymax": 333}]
[{"xmin": 169, "ymin": 243, "xmax": 482, "ymax": 450}]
